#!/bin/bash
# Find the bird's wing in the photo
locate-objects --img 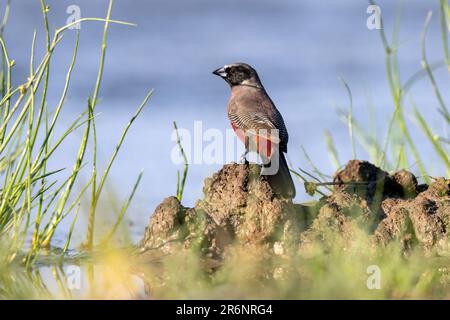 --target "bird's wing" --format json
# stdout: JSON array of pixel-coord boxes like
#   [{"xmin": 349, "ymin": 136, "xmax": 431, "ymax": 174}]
[
  {"xmin": 228, "ymin": 102, "xmax": 281, "ymax": 145},
  {"xmin": 268, "ymin": 107, "xmax": 289, "ymax": 151},
  {"xmin": 259, "ymin": 93, "xmax": 289, "ymax": 151}
]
